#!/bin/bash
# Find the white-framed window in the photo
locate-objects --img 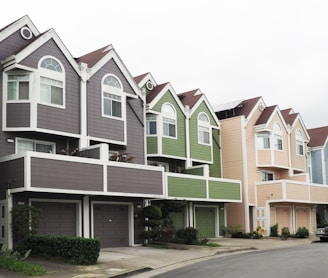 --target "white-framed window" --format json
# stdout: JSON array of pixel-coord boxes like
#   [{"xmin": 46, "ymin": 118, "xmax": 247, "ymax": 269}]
[
  {"xmin": 146, "ymin": 116, "xmax": 157, "ymax": 135},
  {"xmin": 296, "ymin": 129, "xmax": 304, "ymax": 155},
  {"xmin": 198, "ymin": 112, "xmax": 211, "ymax": 145},
  {"xmin": 256, "ymin": 132, "xmax": 270, "ymax": 149},
  {"xmin": 273, "ymin": 123, "xmax": 283, "ymax": 151},
  {"xmin": 16, "ymin": 138, "xmax": 55, "ymax": 154},
  {"xmin": 162, "ymin": 103, "xmax": 176, "ymax": 138},
  {"xmin": 147, "ymin": 160, "xmax": 169, "ymax": 172},
  {"xmin": 102, "ymin": 75, "xmax": 123, "ymax": 118},
  {"xmin": 261, "ymin": 171, "xmax": 274, "ymax": 181},
  {"xmin": 39, "ymin": 57, "xmax": 65, "ymax": 107},
  {"xmin": 7, "ymin": 74, "xmax": 29, "ymax": 101}
]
